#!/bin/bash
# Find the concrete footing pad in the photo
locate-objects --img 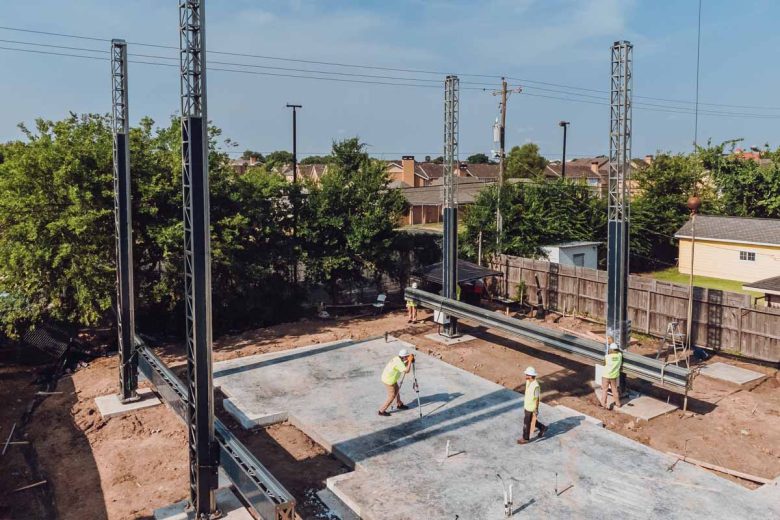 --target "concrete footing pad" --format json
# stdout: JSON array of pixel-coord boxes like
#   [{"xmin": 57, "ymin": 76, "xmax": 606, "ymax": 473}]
[
  {"xmin": 424, "ymin": 333, "xmax": 476, "ymax": 345},
  {"xmin": 153, "ymin": 488, "xmax": 251, "ymax": 520},
  {"xmin": 611, "ymin": 391, "xmax": 678, "ymax": 421},
  {"xmin": 699, "ymin": 362, "xmax": 765, "ymax": 385},
  {"xmin": 317, "ymin": 488, "xmax": 360, "ymax": 520},
  {"xmin": 95, "ymin": 388, "xmax": 161, "ymax": 419}
]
